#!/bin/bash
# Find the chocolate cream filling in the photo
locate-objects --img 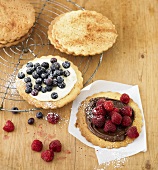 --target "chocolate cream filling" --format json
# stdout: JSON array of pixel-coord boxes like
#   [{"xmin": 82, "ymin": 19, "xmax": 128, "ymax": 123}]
[{"xmin": 85, "ymin": 97, "xmax": 134, "ymax": 142}]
